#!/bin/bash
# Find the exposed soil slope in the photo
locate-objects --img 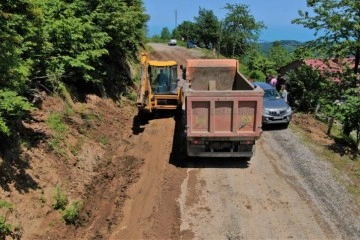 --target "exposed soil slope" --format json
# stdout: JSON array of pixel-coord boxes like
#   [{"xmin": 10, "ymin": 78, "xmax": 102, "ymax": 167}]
[{"xmin": 0, "ymin": 43, "xmax": 205, "ymax": 240}]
